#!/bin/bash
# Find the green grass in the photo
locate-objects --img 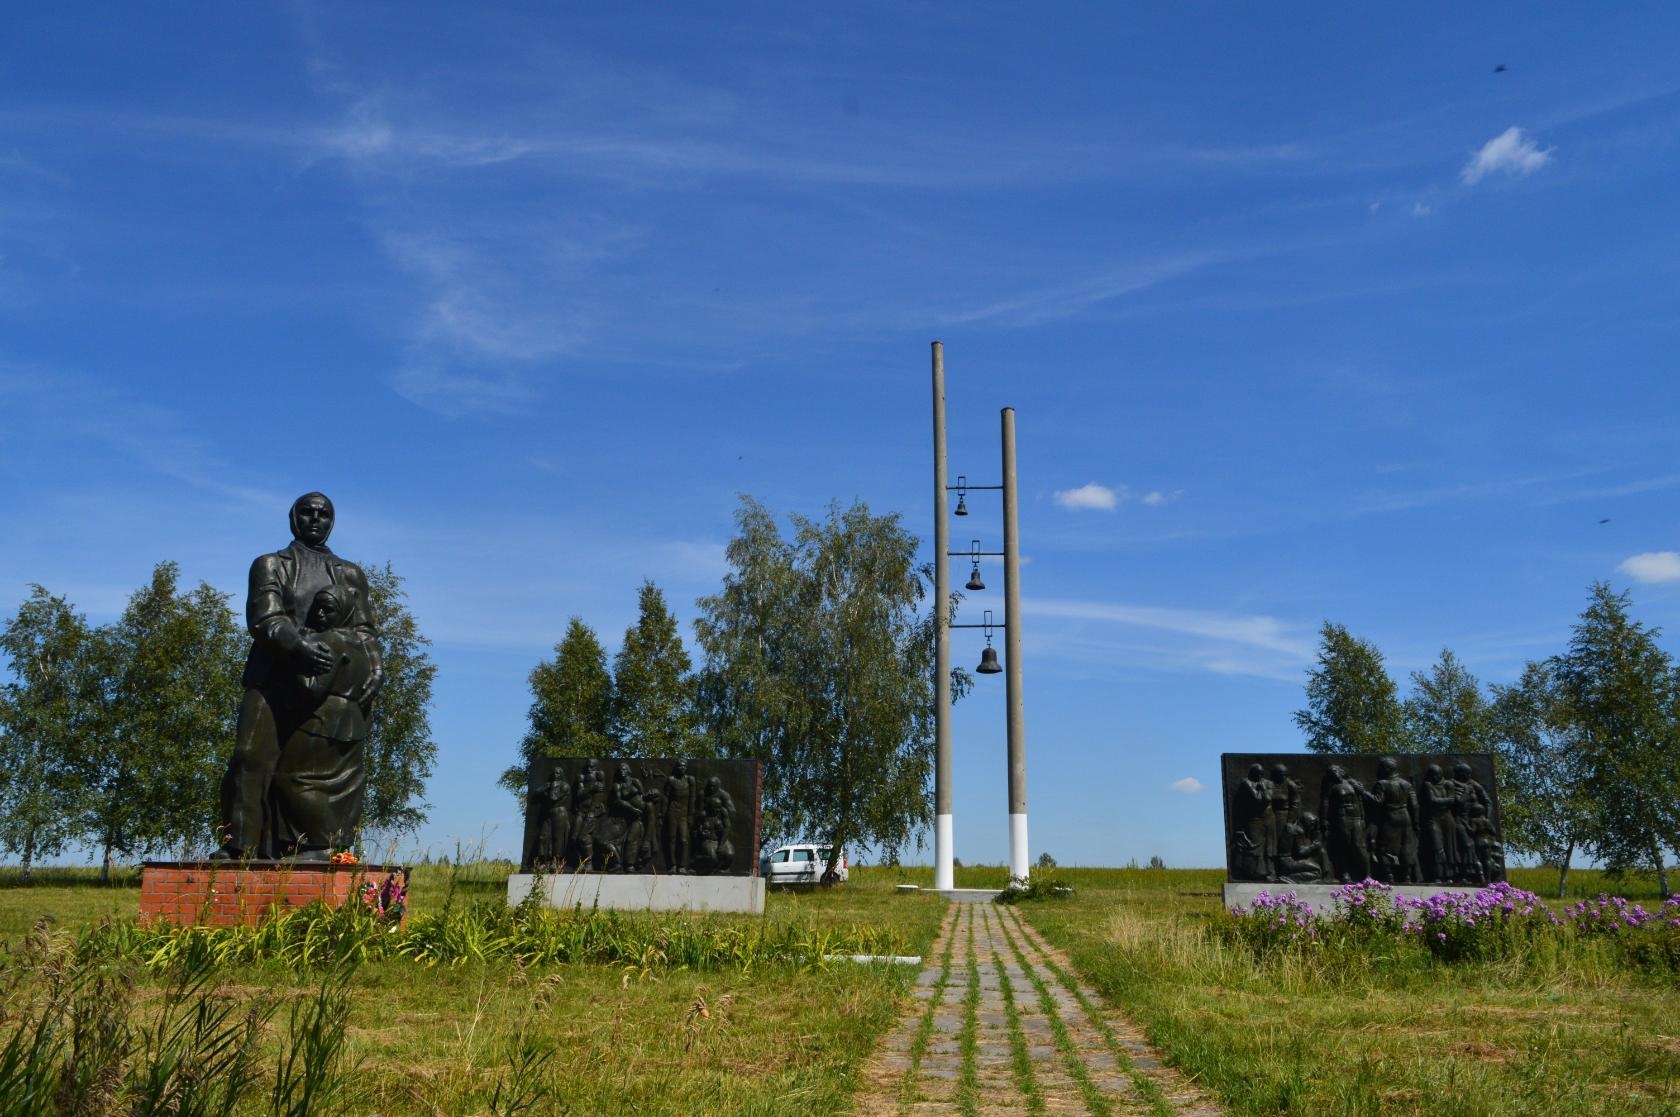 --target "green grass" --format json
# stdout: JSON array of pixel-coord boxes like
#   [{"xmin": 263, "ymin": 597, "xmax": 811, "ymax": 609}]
[
  {"xmin": 0, "ymin": 863, "xmax": 948, "ymax": 1115},
  {"xmin": 900, "ymin": 905, "xmax": 958, "ymax": 1111},
  {"xmin": 1016, "ymin": 867, "xmax": 1680, "ymax": 1117},
  {"xmin": 993, "ymin": 950, "xmax": 1045, "ymax": 1115},
  {"xmin": 4, "ymin": 861, "xmax": 1676, "ymax": 1114},
  {"xmin": 956, "ymin": 905, "xmax": 981, "ymax": 1117}
]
